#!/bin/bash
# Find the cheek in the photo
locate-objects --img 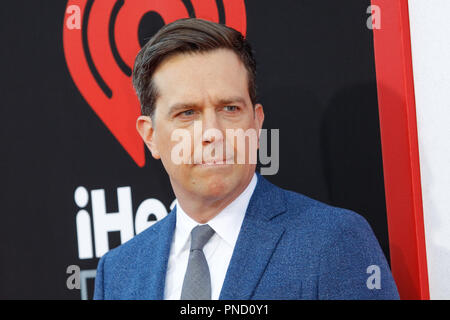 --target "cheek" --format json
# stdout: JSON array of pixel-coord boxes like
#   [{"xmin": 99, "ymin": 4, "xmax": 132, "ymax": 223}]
[
  {"xmin": 157, "ymin": 127, "xmax": 196, "ymax": 166},
  {"xmin": 226, "ymin": 117, "xmax": 258, "ymax": 140},
  {"xmin": 154, "ymin": 128, "xmax": 176, "ymax": 159}
]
